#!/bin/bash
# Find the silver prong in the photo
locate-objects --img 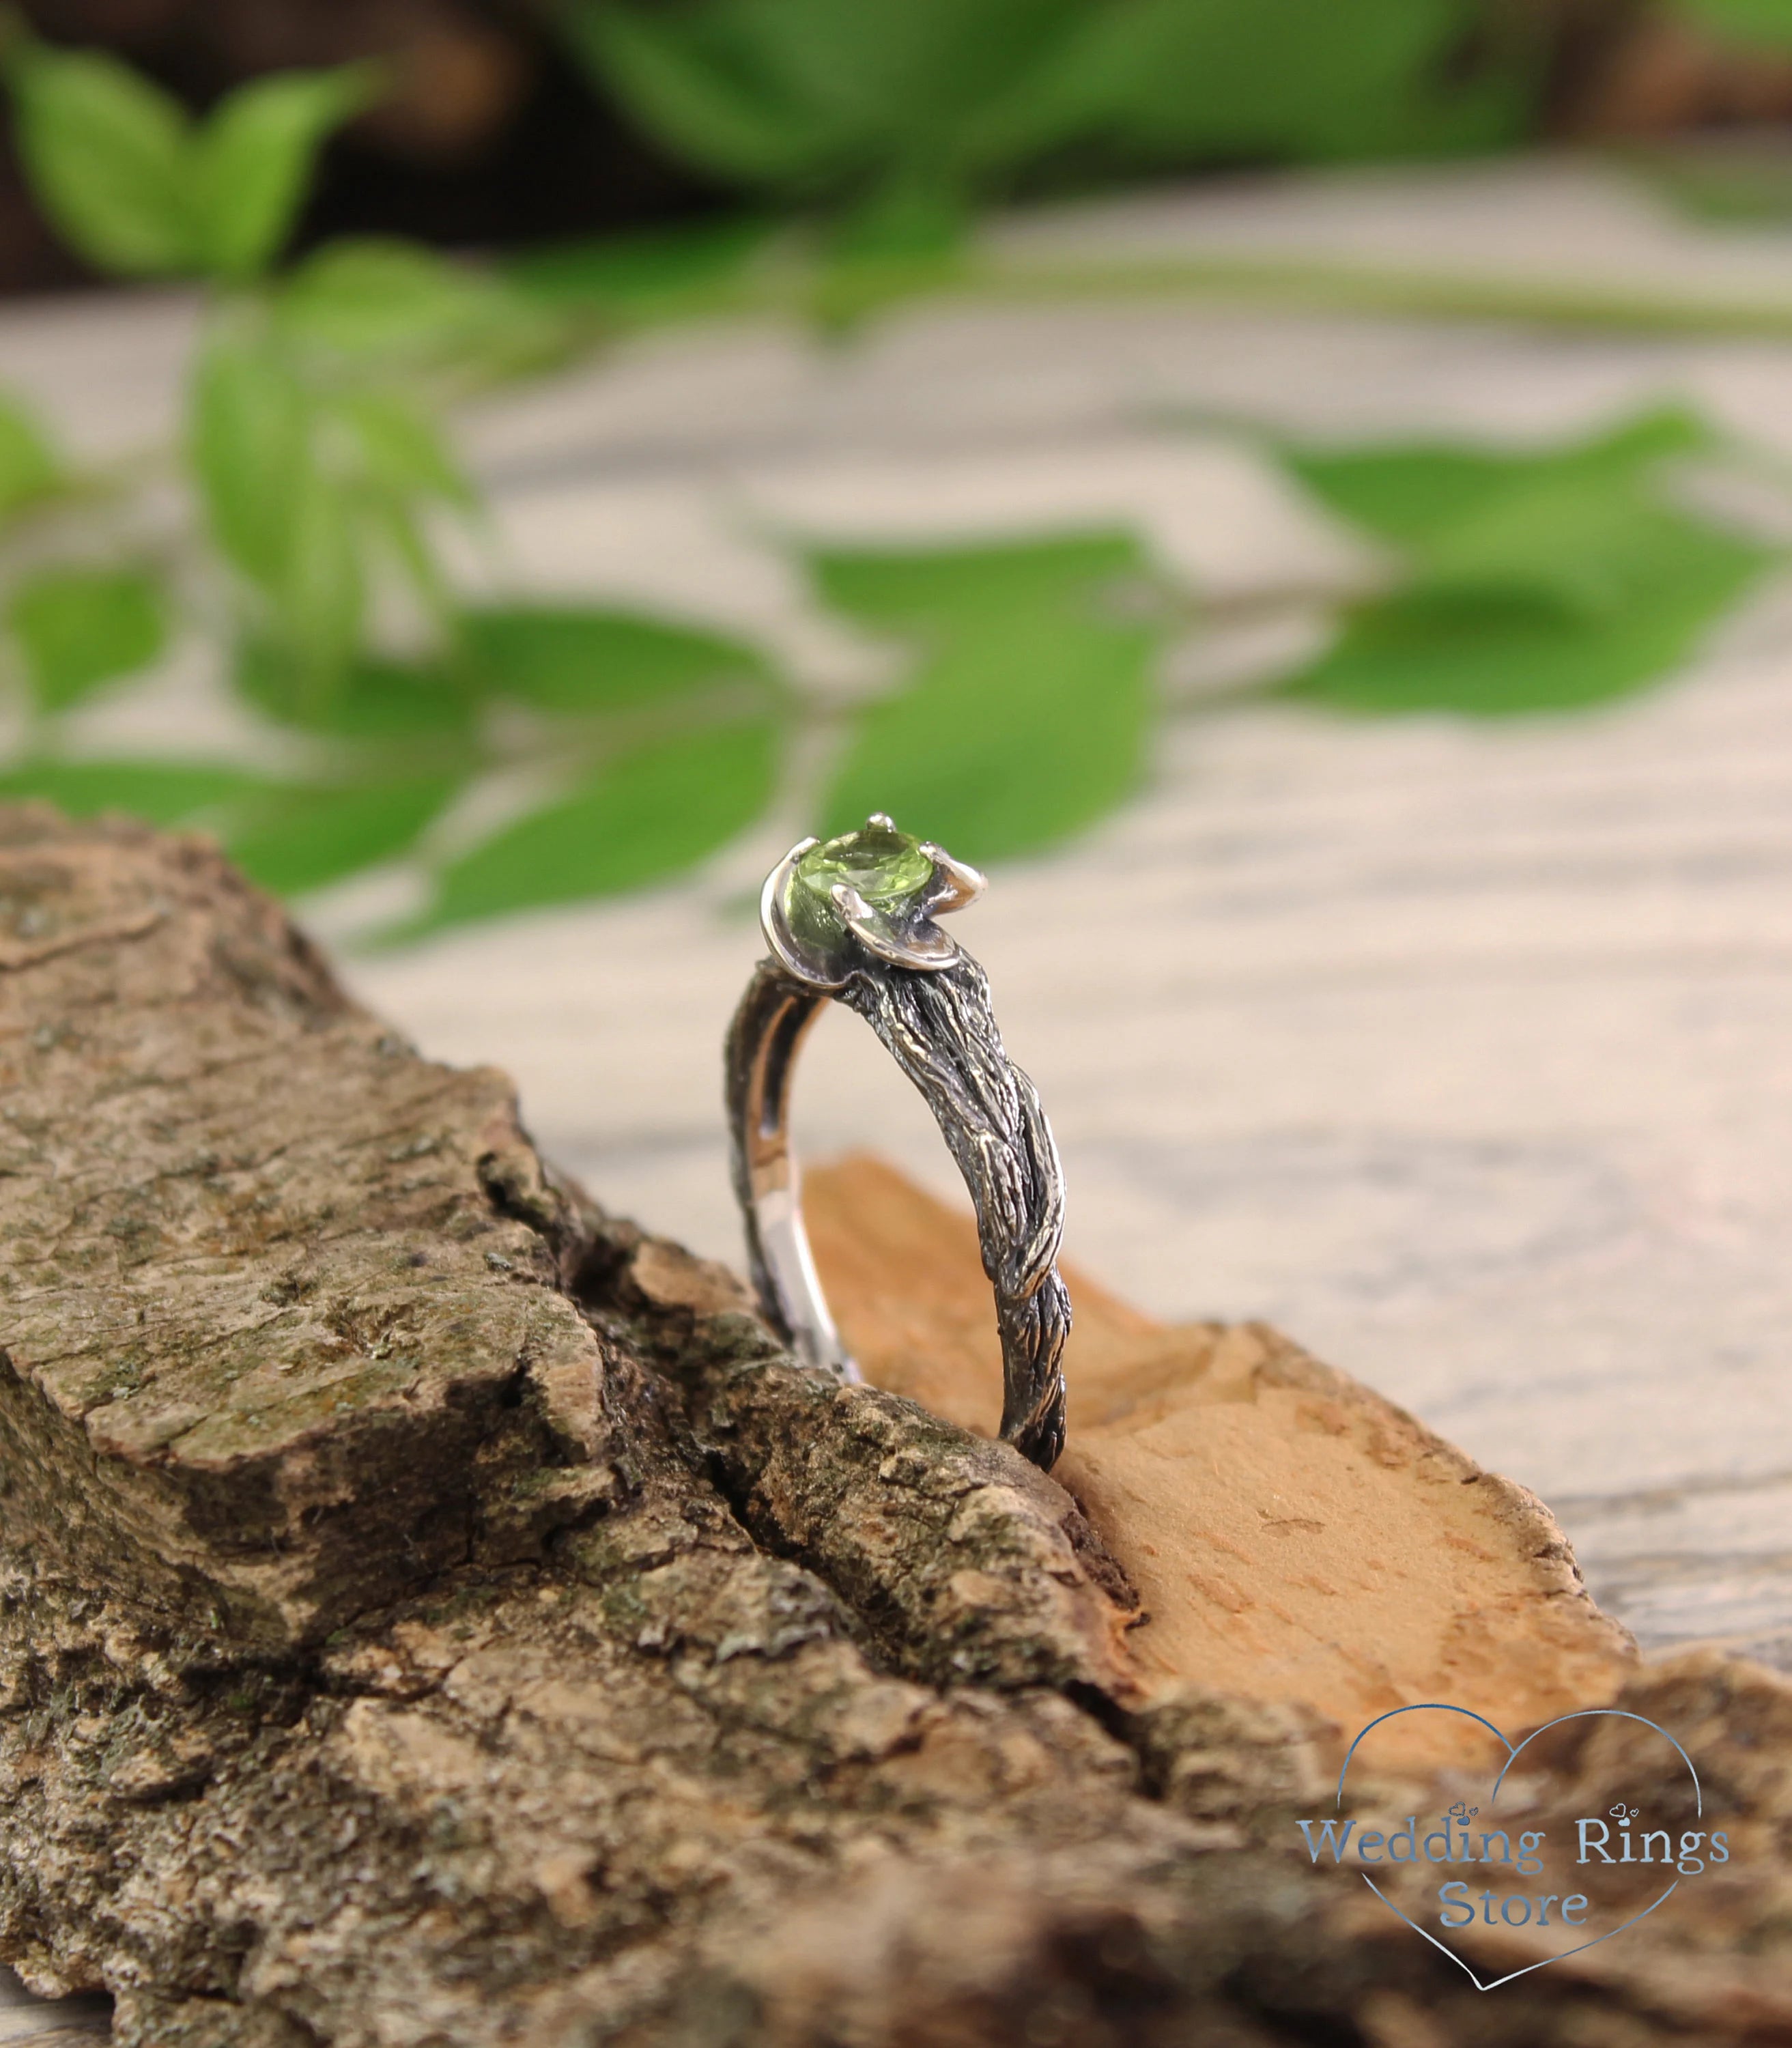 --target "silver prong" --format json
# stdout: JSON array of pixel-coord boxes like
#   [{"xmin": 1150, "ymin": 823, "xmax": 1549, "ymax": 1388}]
[
  {"xmin": 761, "ymin": 838, "xmax": 845, "ymax": 989},
  {"xmin": 830, "ymin": 883, "xmax": 958, "ymax": 971},
  {"xmin": 759, "ymin": 838, "xmax": 815, "ymax": 954},
  {"xmin": 920, "ymin": 842, "xmax": 986, "ymax": 913},
  {"xmin": 867, "ymin": 812, "xmax": 896, "ymax": 831}
]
